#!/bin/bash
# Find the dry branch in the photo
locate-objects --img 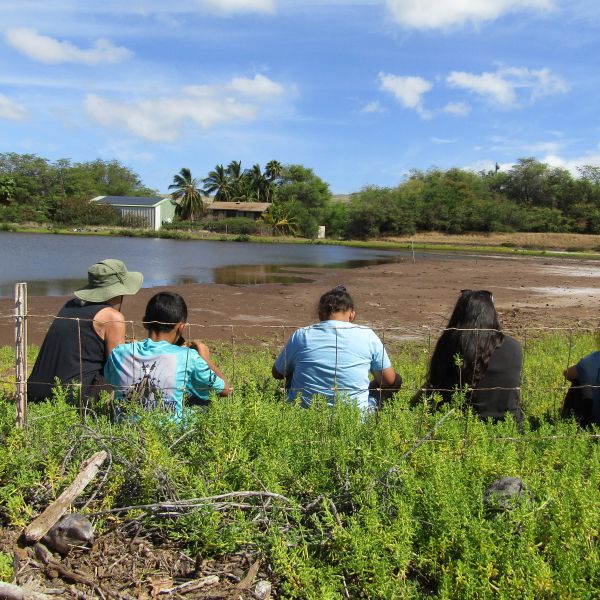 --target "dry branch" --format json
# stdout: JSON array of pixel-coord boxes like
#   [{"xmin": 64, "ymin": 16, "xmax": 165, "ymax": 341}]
[
  {"xmin": 0, "ymin": 582, "xmax": 53, "ymax": 600},
  {"xmin": 22, "ymin": 451, "xmax": 107, "ymax": 543},
  {"xmin": 87, "ymin": 490, "xmax": 294, "ymax": 518}
]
